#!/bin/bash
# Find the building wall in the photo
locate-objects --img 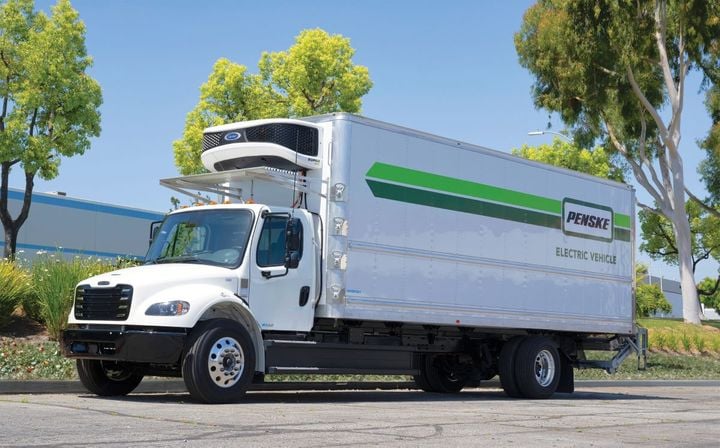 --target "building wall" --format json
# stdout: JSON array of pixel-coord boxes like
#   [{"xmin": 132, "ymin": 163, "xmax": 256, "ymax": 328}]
[
  {"xmin": 2, "ymin": 188, "xmax": 164, "ymax": 260},
  {"xmin": 646, "ymin": 275, "xmax": 720, "ymax": 320}
]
